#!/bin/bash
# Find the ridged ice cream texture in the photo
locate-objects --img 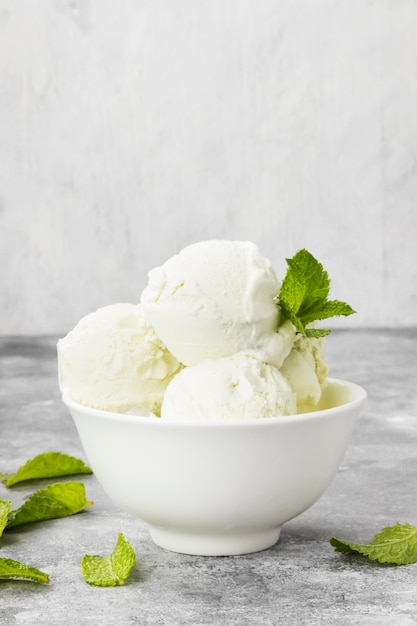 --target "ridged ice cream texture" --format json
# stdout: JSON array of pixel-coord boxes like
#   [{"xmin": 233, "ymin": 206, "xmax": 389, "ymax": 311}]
[
  {"xmin": 57, "ymin": 303, "xmax": 182, "ymax": 415},
  {"xmin": 281, "ymin": 333, "xmax": 328, "ymax": 413},
  {"xmin": 140, "ymin": 240, "xmax": 296, "ymax": 369},
  {"xmin": 161, "ymin": 352, "xmax": 296, "ymax": 420}
]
